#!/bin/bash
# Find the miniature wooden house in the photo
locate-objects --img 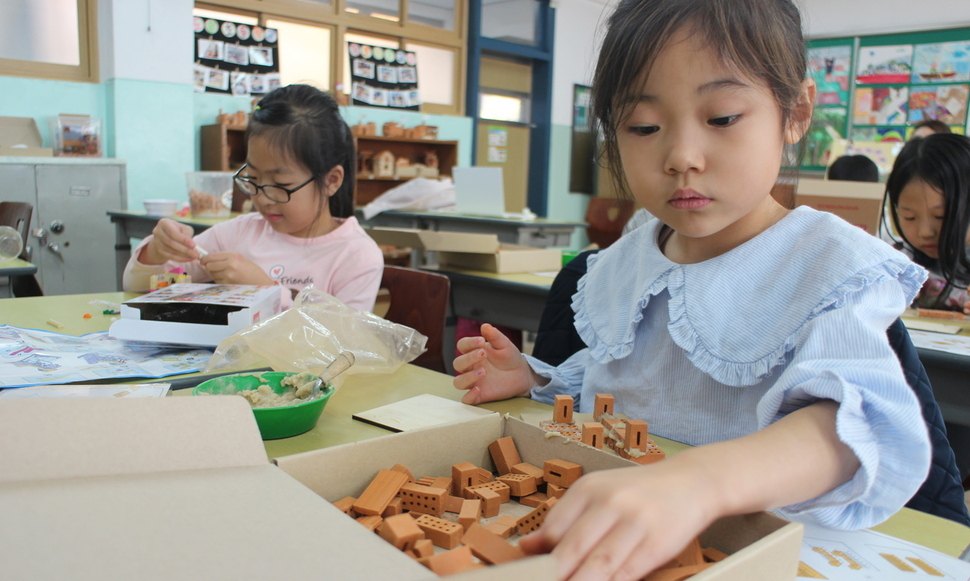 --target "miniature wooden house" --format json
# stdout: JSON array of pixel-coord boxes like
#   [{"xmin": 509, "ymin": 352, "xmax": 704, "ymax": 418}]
[{"xmin": 374, "ymin": 150, "xmax": 396, "ymax": 178}]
